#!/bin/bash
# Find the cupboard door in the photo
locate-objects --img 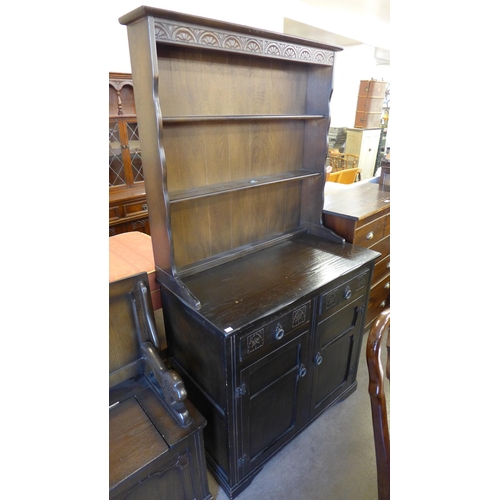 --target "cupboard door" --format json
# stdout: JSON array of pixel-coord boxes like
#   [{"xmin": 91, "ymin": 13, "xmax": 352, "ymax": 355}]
[
  {"xmin": 237, "ymin": 331, "xmax": 309, "ymax": 478},
  {"xmin": 310, "ymin": 296, "xmax": 365, "ymax": 417}
]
